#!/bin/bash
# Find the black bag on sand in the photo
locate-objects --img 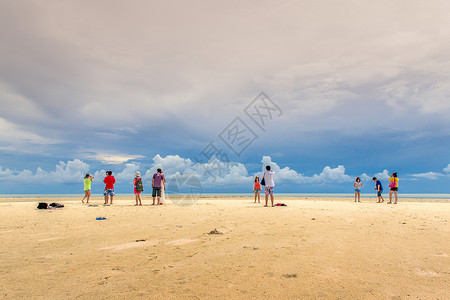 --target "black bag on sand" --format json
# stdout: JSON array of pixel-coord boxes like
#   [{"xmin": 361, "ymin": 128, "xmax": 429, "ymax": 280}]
[
  {"xmin": 37, "ymin": 202, "xmax": 48, "ymax": 209},
  {"xmin": 49, "ymin": 203, "xmax": 64, "ymax": 208}
]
